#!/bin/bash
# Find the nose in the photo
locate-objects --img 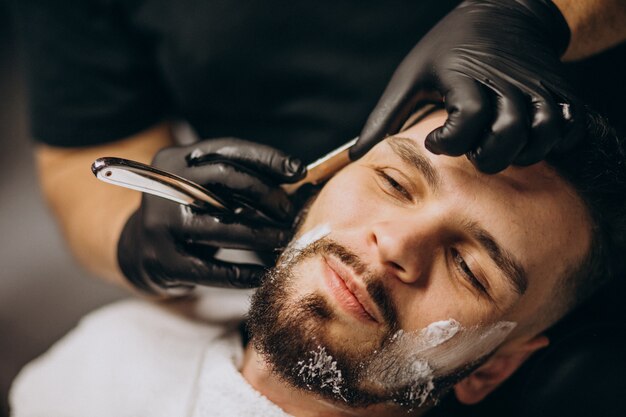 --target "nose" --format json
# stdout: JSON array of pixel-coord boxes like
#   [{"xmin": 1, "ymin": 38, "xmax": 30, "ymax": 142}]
[{"xmin": 368, "ymin": 219, "xmax": 437, "ymax": 284}]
